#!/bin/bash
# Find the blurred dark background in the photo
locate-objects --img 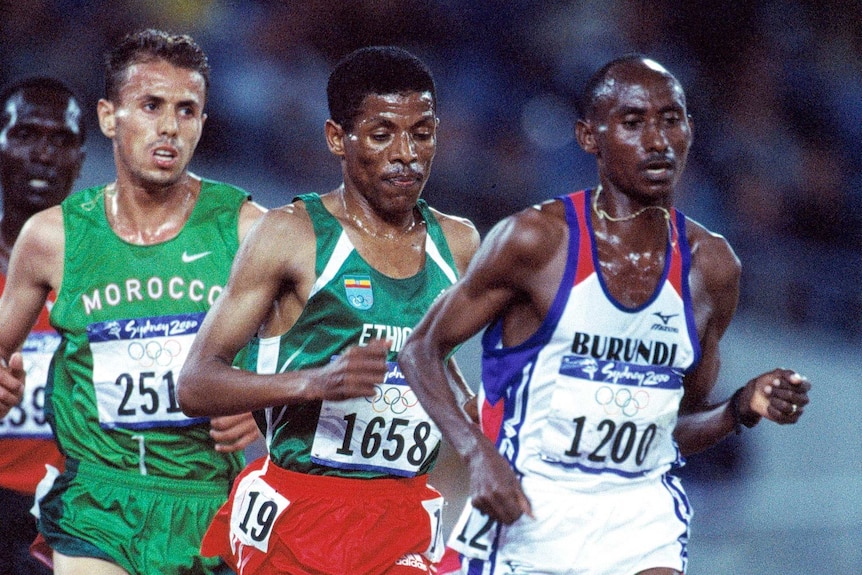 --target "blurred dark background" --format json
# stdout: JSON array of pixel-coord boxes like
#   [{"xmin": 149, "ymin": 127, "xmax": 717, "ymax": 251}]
[{"xmin": 2, "ymin": 1, "xmax": 859, "ymax": 573}]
